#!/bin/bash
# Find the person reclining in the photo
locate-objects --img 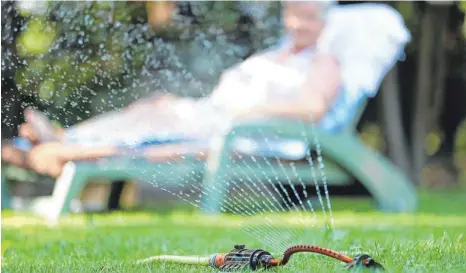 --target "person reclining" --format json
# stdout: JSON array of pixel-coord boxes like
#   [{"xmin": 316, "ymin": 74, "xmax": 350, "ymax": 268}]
[{"xmin": 1, "ymin": 1, "xmax": 411, "ymax": 178}]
